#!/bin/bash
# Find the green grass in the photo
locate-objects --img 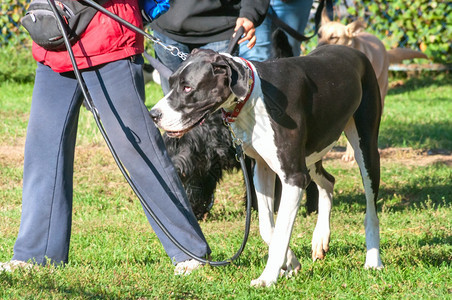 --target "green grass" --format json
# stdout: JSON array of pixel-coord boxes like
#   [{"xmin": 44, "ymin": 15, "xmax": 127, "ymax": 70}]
[
  {"xmin": 379, "ymin": 75, "xmax": 452, "ymax": 150},
  {"xmin": 0, "ymin": 63, "xmax": 451, "ymax": 298}
]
